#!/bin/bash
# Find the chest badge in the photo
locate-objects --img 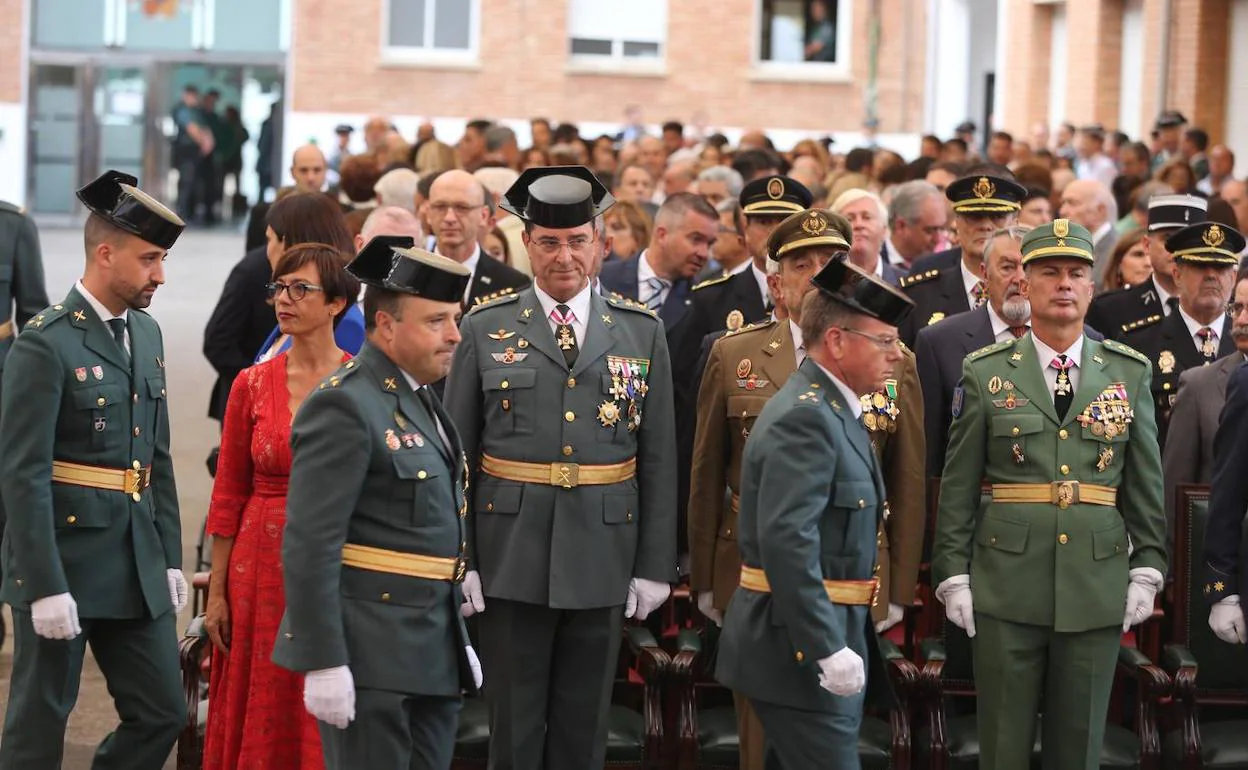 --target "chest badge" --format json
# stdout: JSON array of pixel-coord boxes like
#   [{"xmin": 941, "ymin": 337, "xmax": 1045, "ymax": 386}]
[
  {"xmin": 75, "ymin": 367, "xmax": 87, "ymax": 382},
  {"xmin": 597, "ymin": 401, "xmax": 621, "ymax": 428},
  {"xmin": 92, "ymin": 366, "xmax": 103, "ymax": 380},
  {"xmin": 1096, "ymin": 446, "xmax": 1115, "ymax": 472},
  {"xmin": 1012, "ymin": 443, "xmax": 1025, "ymax": 464},
  {"xmin": 385, "ymin": 429, "xmax": 401, "ymax": 451},
  {"xmin": 93, "ymin": 417, "xmax": 106, "ymax": 432},
  {"xmin": 488, "ymin": 328, "xmax": 515, "ymax": 341},
  {"xmin": 491, "ymin": 347, "xmax": 528, "ymax": 364},
  {"xmin": 737, "ymin": 358, "xmax": 752, "ymax": 378},
  {"xmin": 1159, "ymin": 350, "xmax": 1176, "ymax": 374}
]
